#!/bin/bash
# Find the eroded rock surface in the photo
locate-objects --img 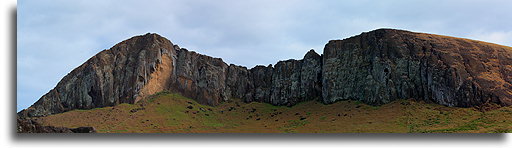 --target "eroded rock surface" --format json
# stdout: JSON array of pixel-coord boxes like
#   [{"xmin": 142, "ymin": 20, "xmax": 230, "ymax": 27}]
[
  {"xmin": 300, "ymin": 50, "xmax": 323, "ymax": 102},
  {"xmin": 171, "ymin": 48, "xmax": 229, "ymax": 105},
  {"xmin": 322, "ymin": 29, "xmax": 512, "ymax": 107},
  {"xmin": 249, "ymin": 65, "xmax": 274, "ymax": 103},
  {"xmin": 226, "ymin": 64, "xmax": 254, "ymax": 101},
  {"xmin": 20, "ymin": 33, "xmax": 177, "ymax": 117}
]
